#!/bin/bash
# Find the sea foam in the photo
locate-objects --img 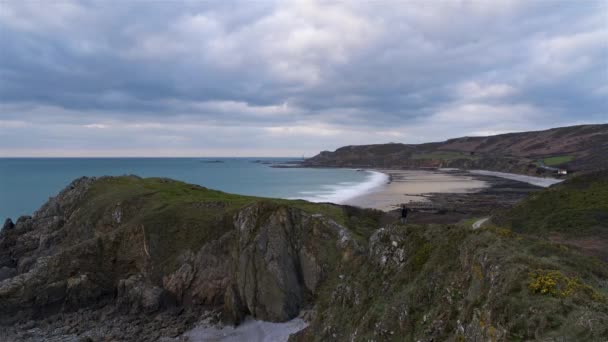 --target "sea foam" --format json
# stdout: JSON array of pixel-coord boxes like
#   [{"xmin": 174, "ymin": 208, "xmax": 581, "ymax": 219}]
[{"xmin": 291, "ymin": 170, "xmax": 388, "ymax": 204}]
